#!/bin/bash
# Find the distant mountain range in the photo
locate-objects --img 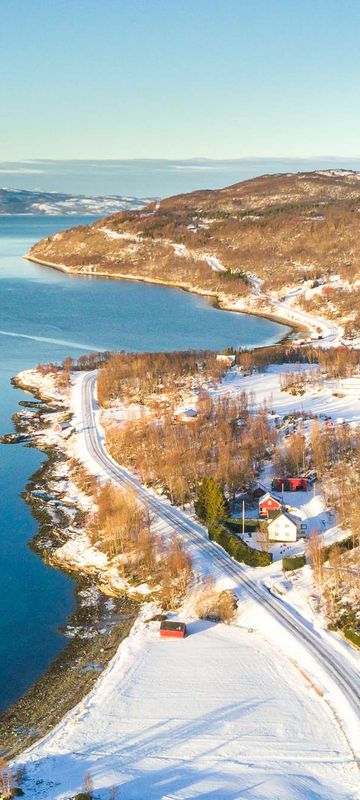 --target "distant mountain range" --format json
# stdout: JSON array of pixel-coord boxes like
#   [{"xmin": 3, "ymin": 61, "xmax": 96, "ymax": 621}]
[{"xmin": 0, "ymin": 188, "xmax": 154, "ymax": 215}]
